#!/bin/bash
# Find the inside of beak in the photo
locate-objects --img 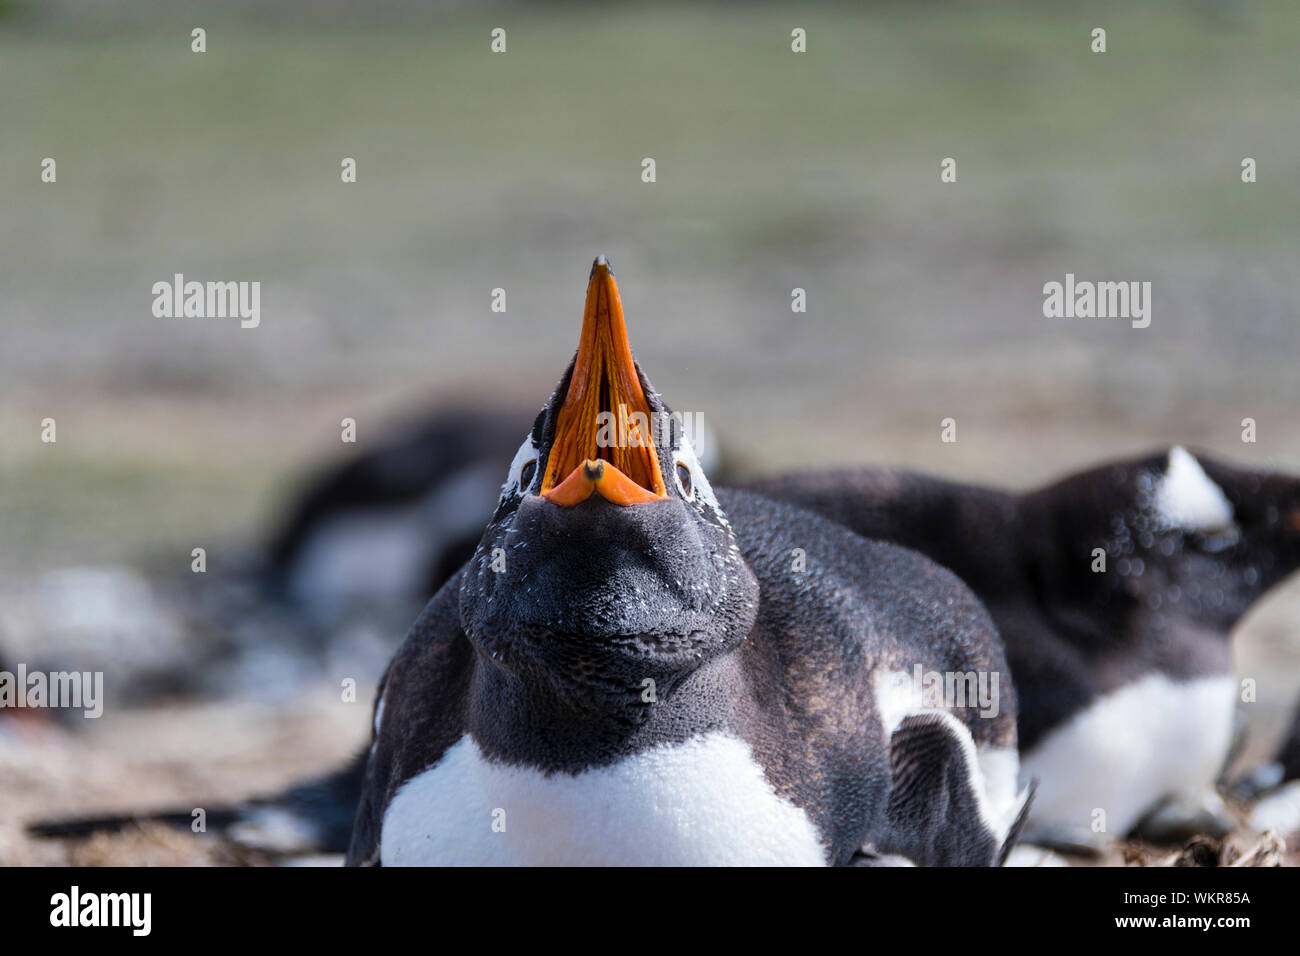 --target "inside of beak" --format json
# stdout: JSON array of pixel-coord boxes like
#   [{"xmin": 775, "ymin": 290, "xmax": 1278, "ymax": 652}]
[{"xmin": 541, "ymin": 259, "xmax": 667, "ymax": 507}]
